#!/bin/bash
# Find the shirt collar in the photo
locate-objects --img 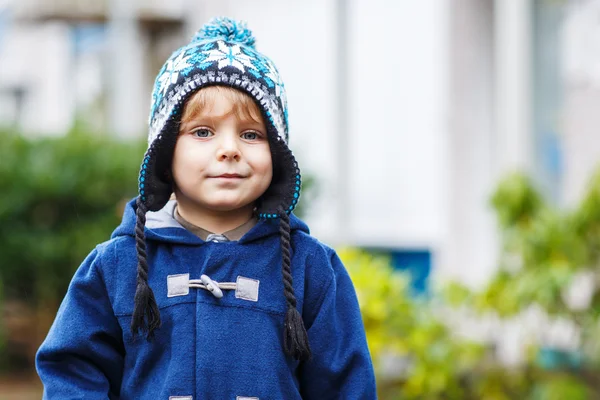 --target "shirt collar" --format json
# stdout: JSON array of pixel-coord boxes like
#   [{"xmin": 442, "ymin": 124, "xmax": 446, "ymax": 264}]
[{"xmin": 173, "ymin": 205, "xmax": 258, "ymax": 242}]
